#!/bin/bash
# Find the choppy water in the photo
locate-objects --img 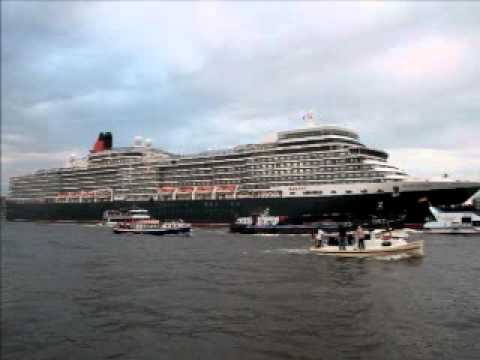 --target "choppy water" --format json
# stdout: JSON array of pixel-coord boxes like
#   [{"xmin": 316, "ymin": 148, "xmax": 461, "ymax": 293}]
[{"xmin": 2, "ymin": 222, "xmax": 480, "ymax": 360}]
